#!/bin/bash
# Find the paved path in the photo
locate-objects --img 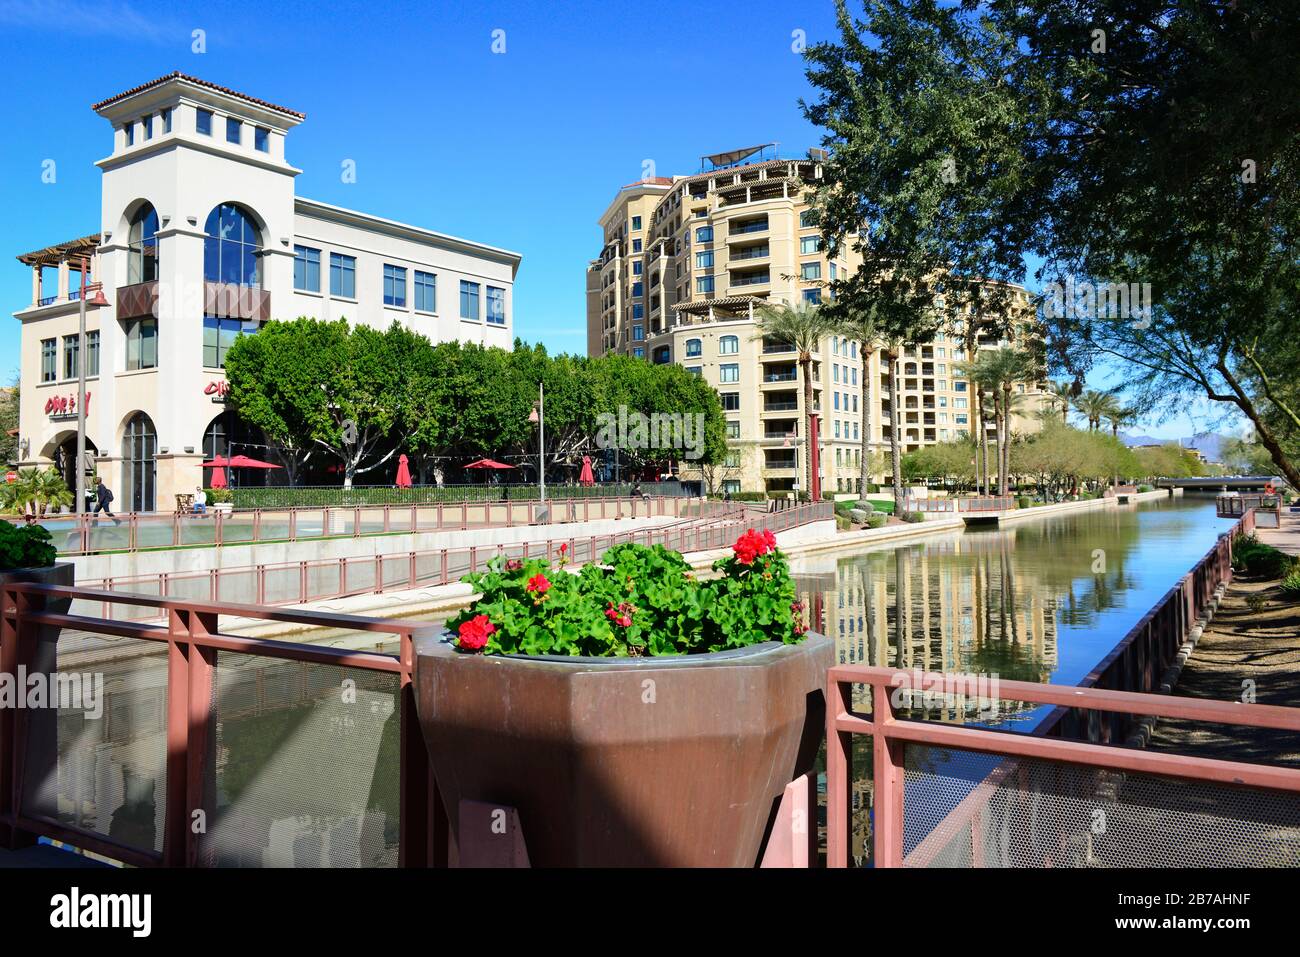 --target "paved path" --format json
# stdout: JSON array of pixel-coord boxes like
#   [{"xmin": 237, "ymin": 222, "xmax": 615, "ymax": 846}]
[
  {"xmin": 1146, "ymin": 574, "xmax": 1300, "ymax": 765},
  {"xmin": 1256, "ymin": 508, "xmax": 1300, "ymax": 557}
]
